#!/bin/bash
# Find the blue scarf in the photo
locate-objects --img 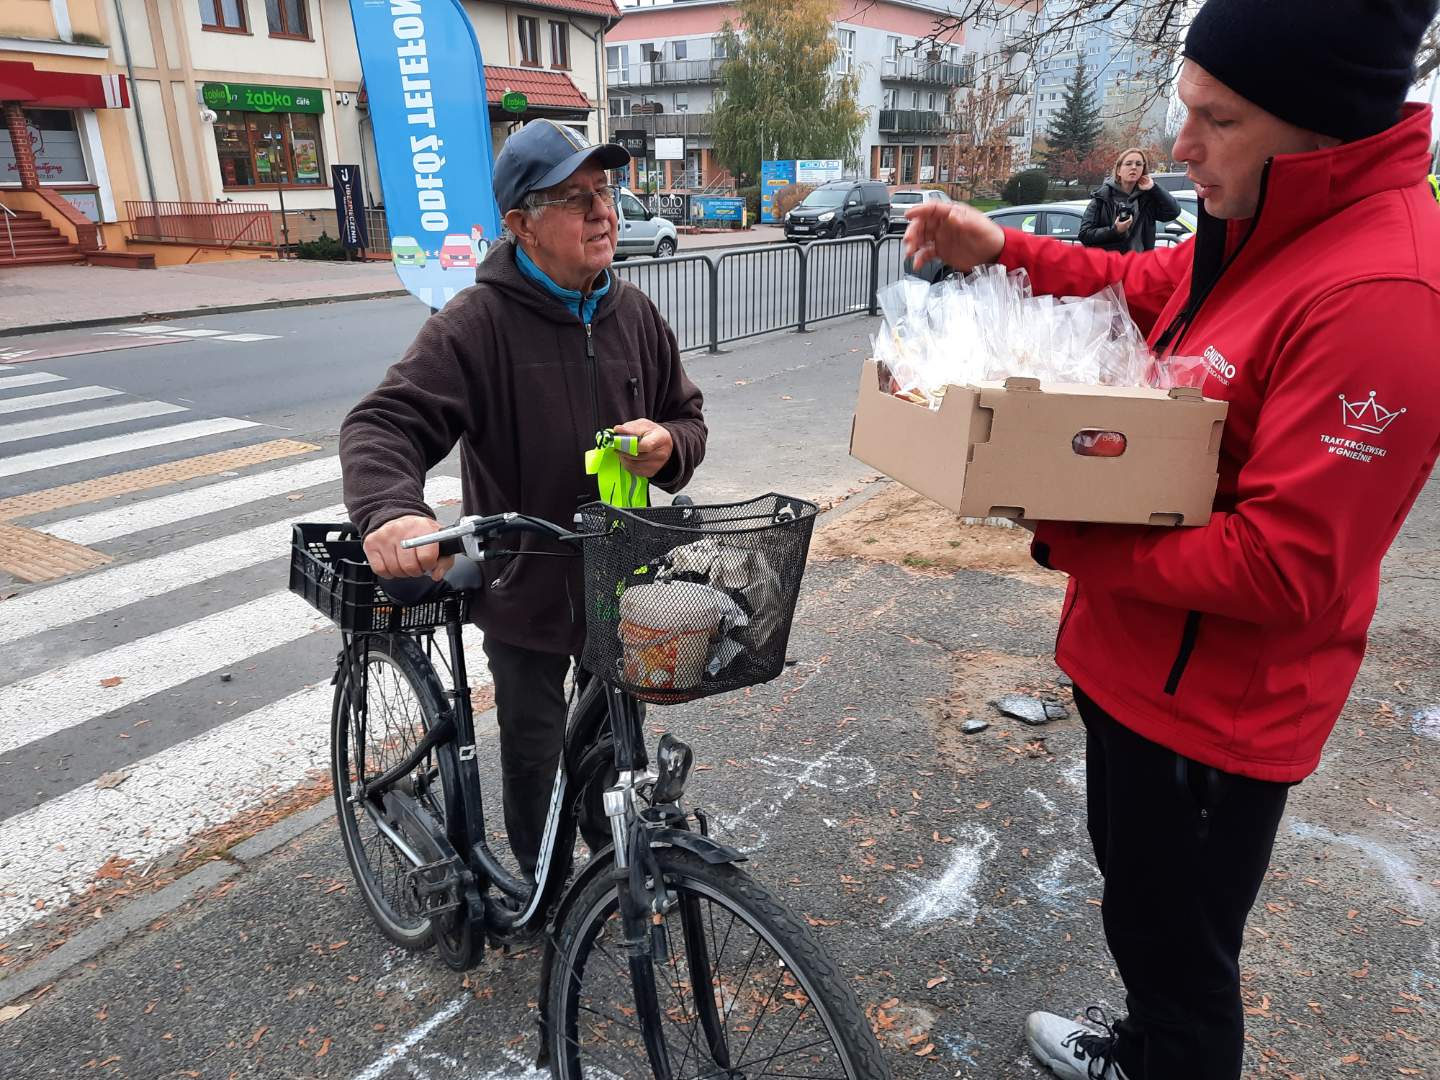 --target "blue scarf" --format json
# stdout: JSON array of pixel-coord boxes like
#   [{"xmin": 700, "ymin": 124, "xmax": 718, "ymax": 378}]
[{"xmin": 515, "ymin": 245, "xmax": 610, "ymax": 324}]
